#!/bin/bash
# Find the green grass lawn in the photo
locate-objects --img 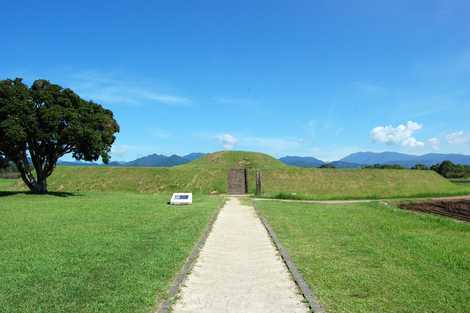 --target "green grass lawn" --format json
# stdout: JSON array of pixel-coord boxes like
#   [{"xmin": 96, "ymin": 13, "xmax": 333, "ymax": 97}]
[
  {"xmin": 450, "ymin": 178, "xmax": 470, "ymax": 185},
  {"xmin": 0, "ymin": 191, "xmax": 223, "ymax": 313},
  {"xmin": 0, "ymin": 178, "xmax": 15, "ymax": 188},
  {"xmin": 256, "ymin": 200, "xmax": 470, "ymax": 313}
]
